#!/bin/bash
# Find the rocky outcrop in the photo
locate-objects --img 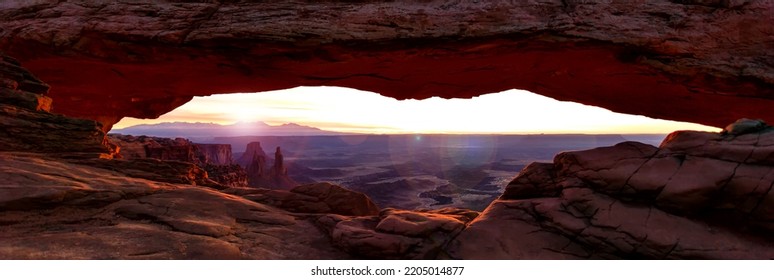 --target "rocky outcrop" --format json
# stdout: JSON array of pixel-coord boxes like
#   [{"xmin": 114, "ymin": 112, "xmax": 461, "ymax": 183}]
[
  {"xmin": 237, "ymin": 142, "xmax": 298, "ymax": 190},
  {"xmin": 446, "ymin": 126, "xmax": 774, "ymax": 259},
  {"xmin": 0, "ymin": 152, "xmax": 348, "ymax": 259},
  {"xmin": 317, "ymin": 207, "xmax": 479, "ymax": 259},
  {"xmin": 108, "ymin": 134, "xmax": 247, "ymax": 187},
  {"xmin": 145, "ymin": 138, "xmax": 198, "ymax": 163},
  {"xmin": 270, "ymin": 147, "xmax": 287, "ymax": 177},
  {"xmin": 2, "ymin": 2, "xmax": 774, "ymax": 130},
  {"xmin": 226, "ymin": 182, "xmax": 380, "ymax": 216},
  {"xmin": 0, "ymin": 53, "xmax": 115, "ymax": 158},
  {"xmin": 239, "ymin": 142, "xmax": 268, "ymax": 180},
  {"xmin": 109, "ymin": 134, "xmax": 197, "ymax": 162},
  {"xmin": 202, "ymin": 164, "xmax": 248, "ymax": 188},
  {"xmin": 236, "ymin": 141, "xmax": 268, "ymax": 168}
]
